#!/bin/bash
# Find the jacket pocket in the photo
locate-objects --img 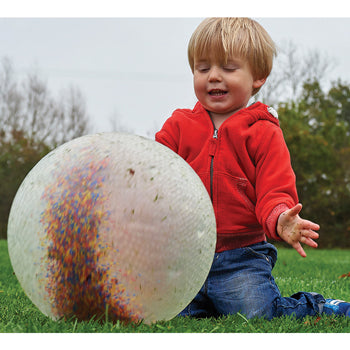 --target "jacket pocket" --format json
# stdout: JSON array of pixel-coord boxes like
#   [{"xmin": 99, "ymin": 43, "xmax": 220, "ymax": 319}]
[{"xmin": 214, "ymin": 172, "xmax": 258, "ymax": 232}]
